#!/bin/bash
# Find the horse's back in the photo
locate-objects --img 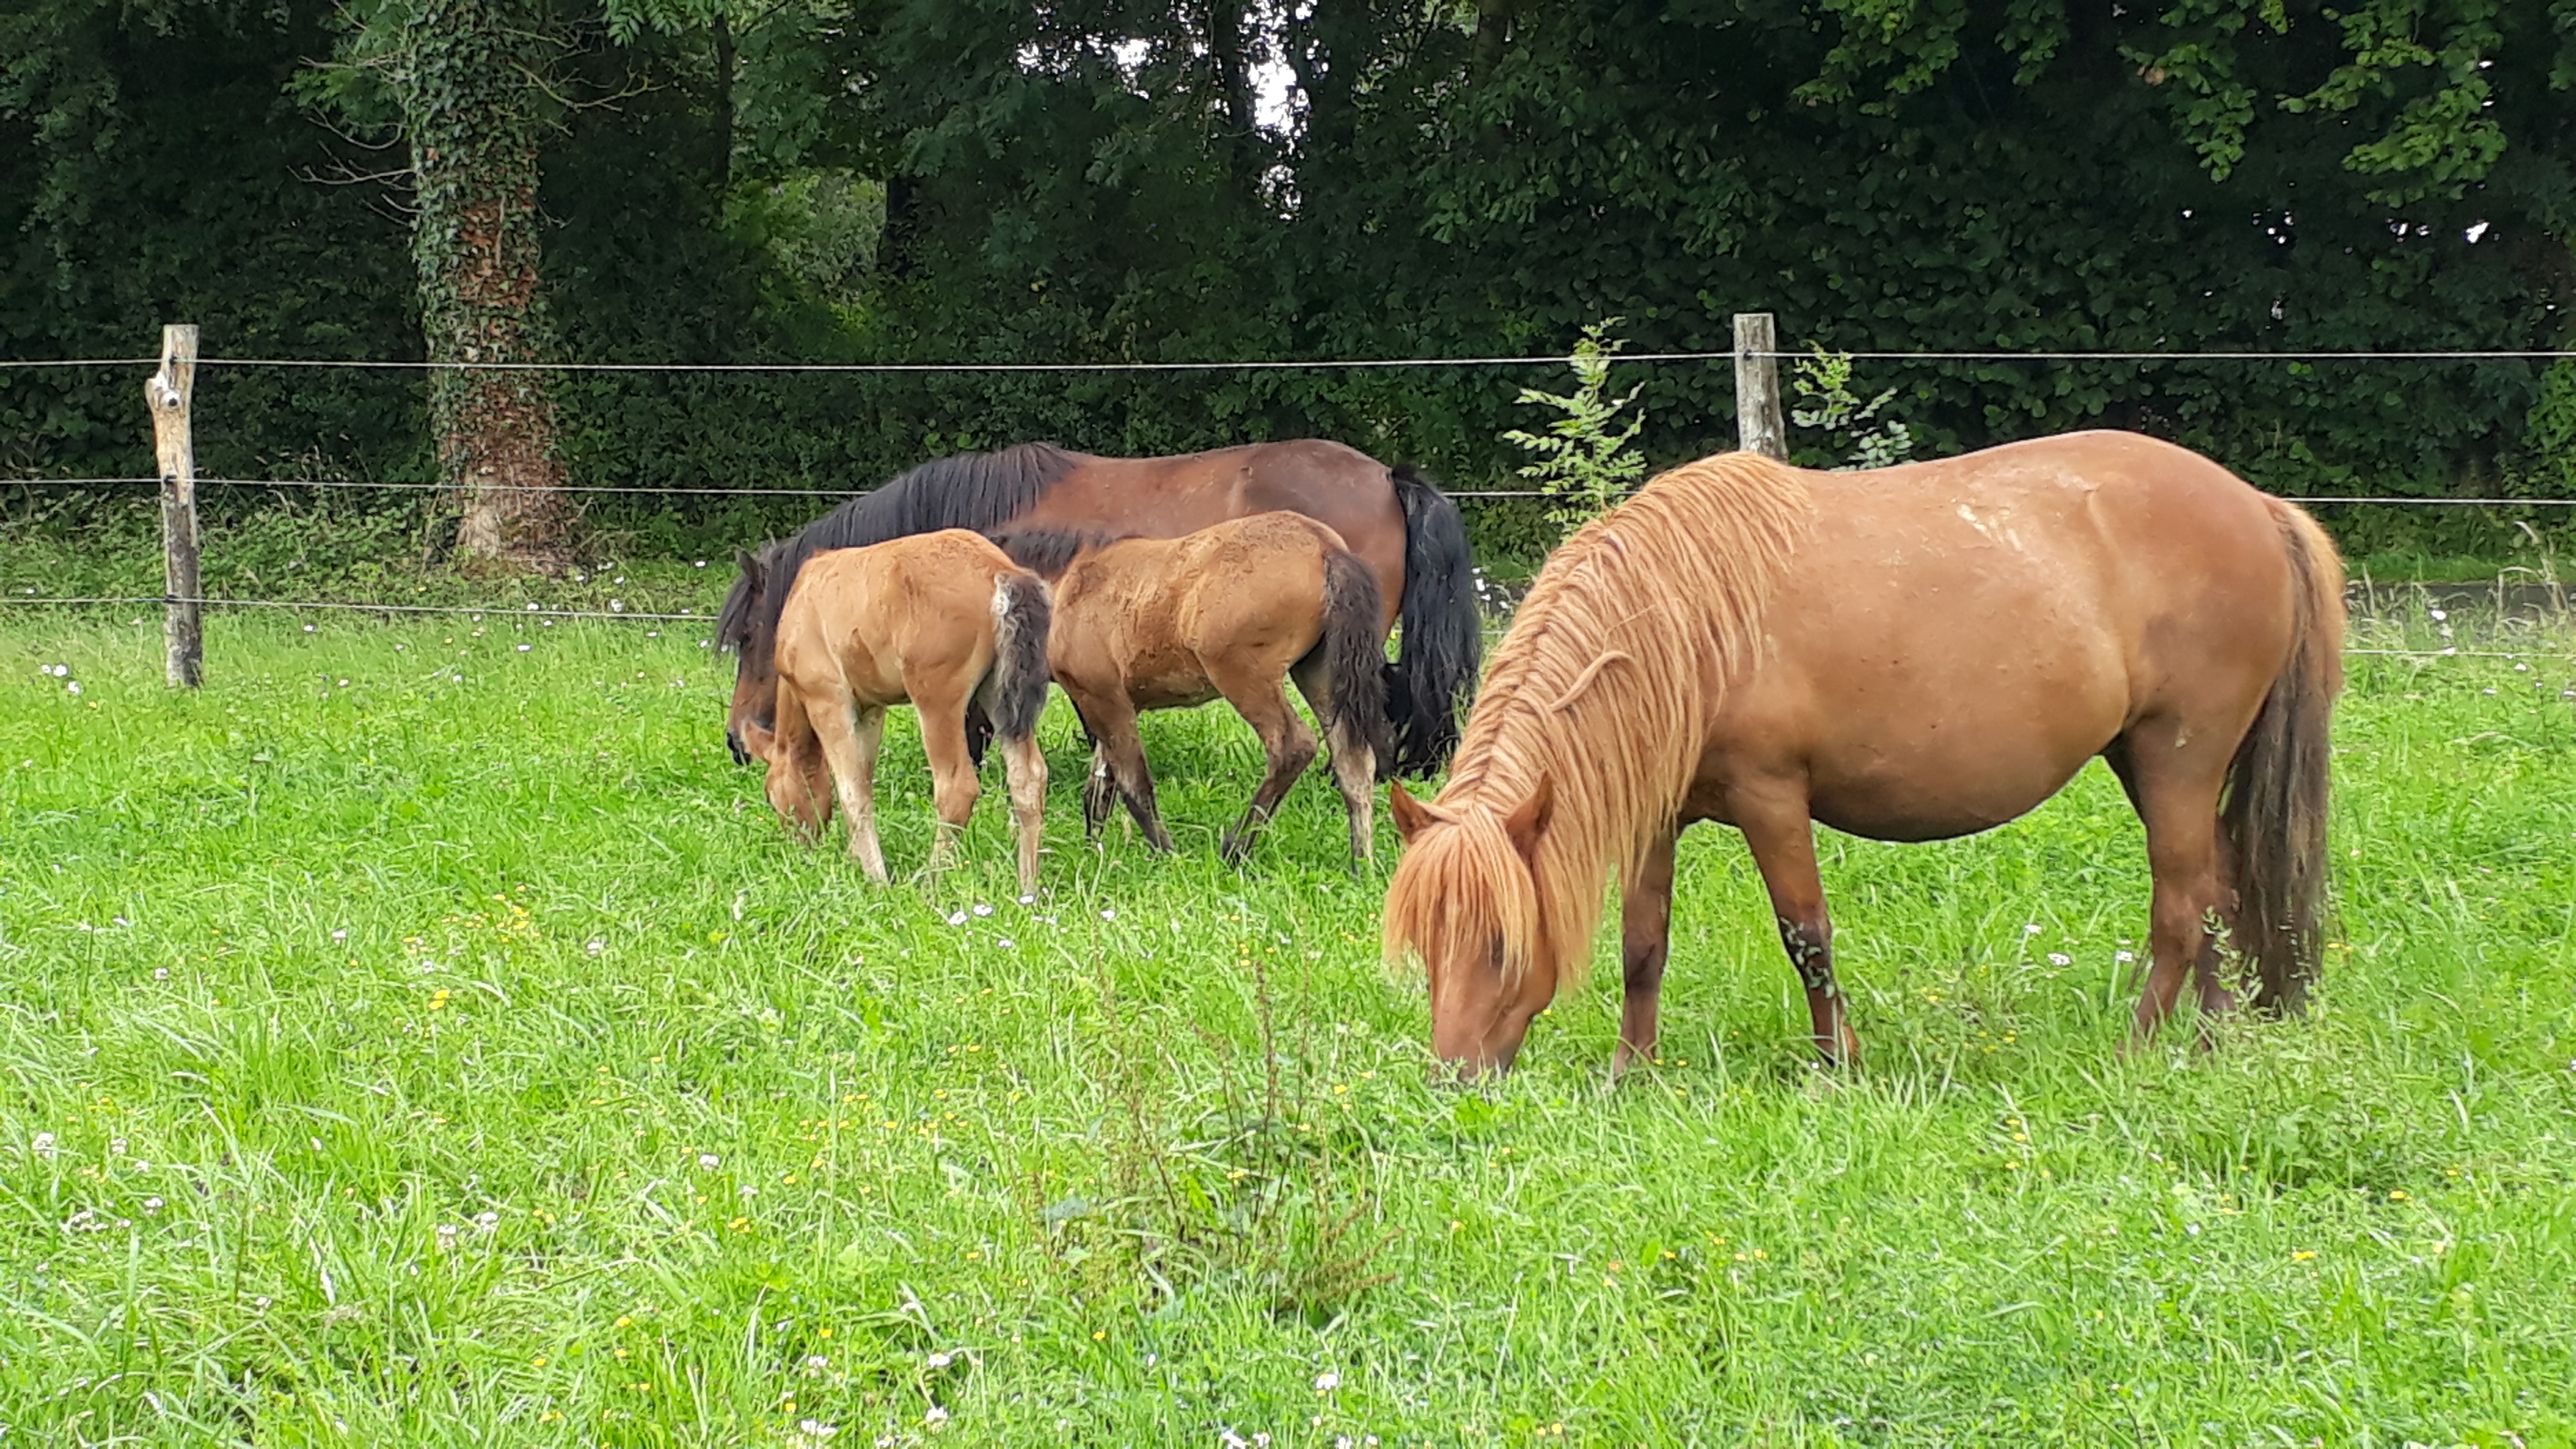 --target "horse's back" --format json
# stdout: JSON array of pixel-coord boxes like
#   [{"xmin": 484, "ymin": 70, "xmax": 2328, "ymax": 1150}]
[
  {"xmin": 1049, "ymin": 513, "xmax": 1344, "ymax": 707},
  {"xmin": 1797, "ymin": 431, "xmax": 2298, "ymax": 666},
  {"xmin": 1026, "ymin": 443, "xmax": 1405, "ymax": 628},
  {"xmin": 778, "ymin": 530, "xmax": 1023, "ymax": 706},
  {"xmin": 1698, "ymin": 432, "xmax": 2313, "ymax": 841}
]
